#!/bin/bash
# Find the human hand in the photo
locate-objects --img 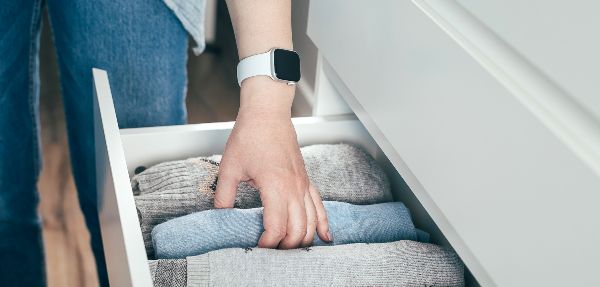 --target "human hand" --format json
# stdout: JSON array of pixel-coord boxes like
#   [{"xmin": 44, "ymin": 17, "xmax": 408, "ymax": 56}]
[{"xmin": 214, "ymin": 77, "xmax": 331, "ymax": 249}]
